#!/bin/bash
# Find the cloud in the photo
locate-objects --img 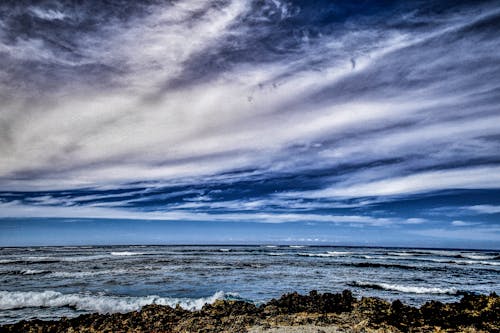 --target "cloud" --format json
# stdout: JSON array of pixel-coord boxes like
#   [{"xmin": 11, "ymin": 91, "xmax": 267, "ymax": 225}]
[
  {"xmin": 0, "ymin": 0, "xmax": 499, "ymax": 238},
  {"xmin": 0, "ymin": 201, "xmax": 419, "ymax": 226},
  {"xmin": 29, "ymin": 7, "xmax": 67, "ymax": 21},
  {"xmin": 293, "ymin": 166, "xmax": 500, "ymax": 199},
  {"xmin": 465, "ymin": 205, "xmax": 500, "ymax": 214},
  {"xmin": 451, "ymin": 220, "xmax": 476, "ymax": 227}
]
